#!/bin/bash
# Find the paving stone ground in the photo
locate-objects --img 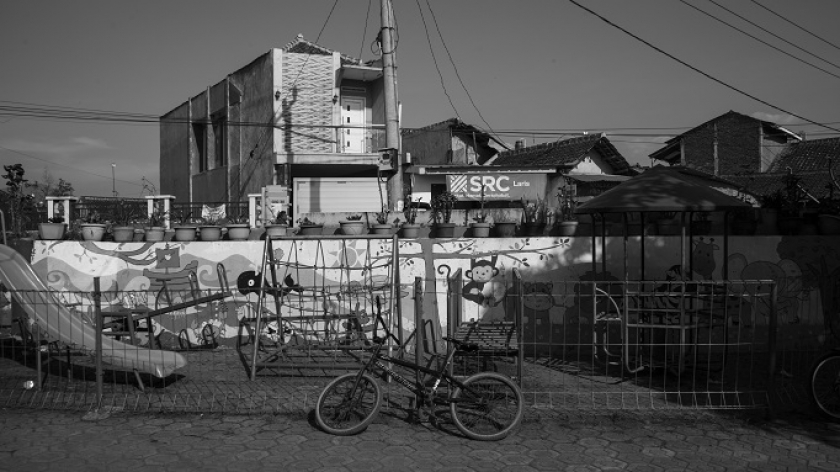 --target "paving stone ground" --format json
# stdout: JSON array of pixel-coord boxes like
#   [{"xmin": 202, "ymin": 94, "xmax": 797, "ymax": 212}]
[{"xmin": 1, "ymin": 405, "xmax": 839, "ymax": 471}]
